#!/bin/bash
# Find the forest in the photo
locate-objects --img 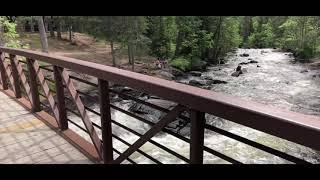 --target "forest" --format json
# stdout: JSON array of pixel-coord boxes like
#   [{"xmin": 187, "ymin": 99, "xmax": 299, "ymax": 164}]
[{"xmin": 1, "ymin": 16, "xmax": 320, "ymax": 72}]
